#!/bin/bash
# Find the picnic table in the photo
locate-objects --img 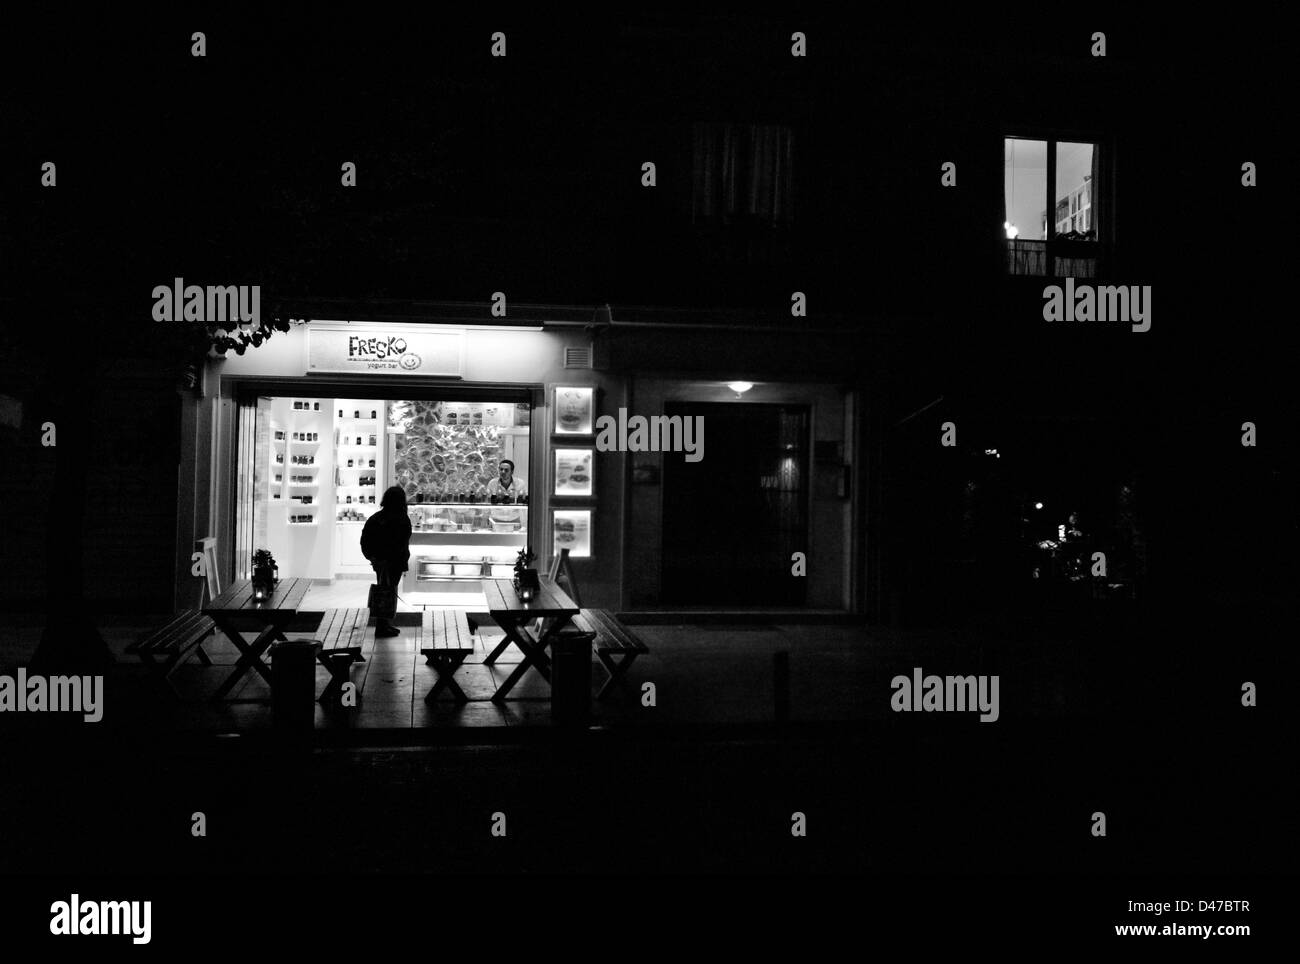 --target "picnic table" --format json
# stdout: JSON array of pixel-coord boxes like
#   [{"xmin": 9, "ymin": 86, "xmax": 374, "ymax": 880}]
[
  {"xmin": 202, "ymin": 577, "xmax": 312, "ymax": 701},
  {"xmin": 482, "ymin": 577, "xmax": 580, "ymax": 701}
]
